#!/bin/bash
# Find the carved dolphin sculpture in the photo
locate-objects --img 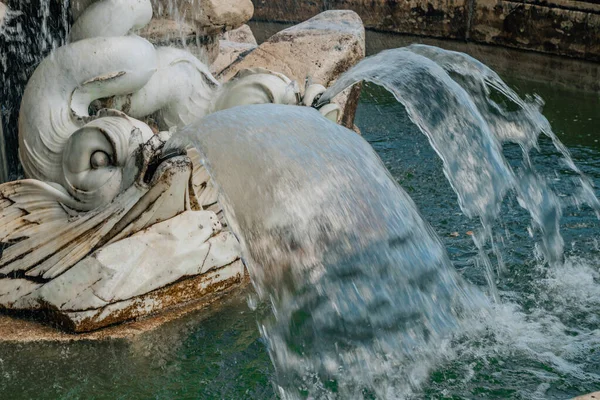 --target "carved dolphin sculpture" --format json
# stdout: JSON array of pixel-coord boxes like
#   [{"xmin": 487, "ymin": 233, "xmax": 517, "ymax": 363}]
[
  {"xmin": 9, "ymin": 0, "xmax": 202, "ymax": 277},
  {"xmin": 0, "ymin": 0, "xmax": 239, "ymax": 331},
  {"xmin": 18, "ymin": 34, "xmax": 157, "ymax": 188},
  {"xmin": 0, "ymin": 0, "xmax": 343, "ymax": 331}
]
